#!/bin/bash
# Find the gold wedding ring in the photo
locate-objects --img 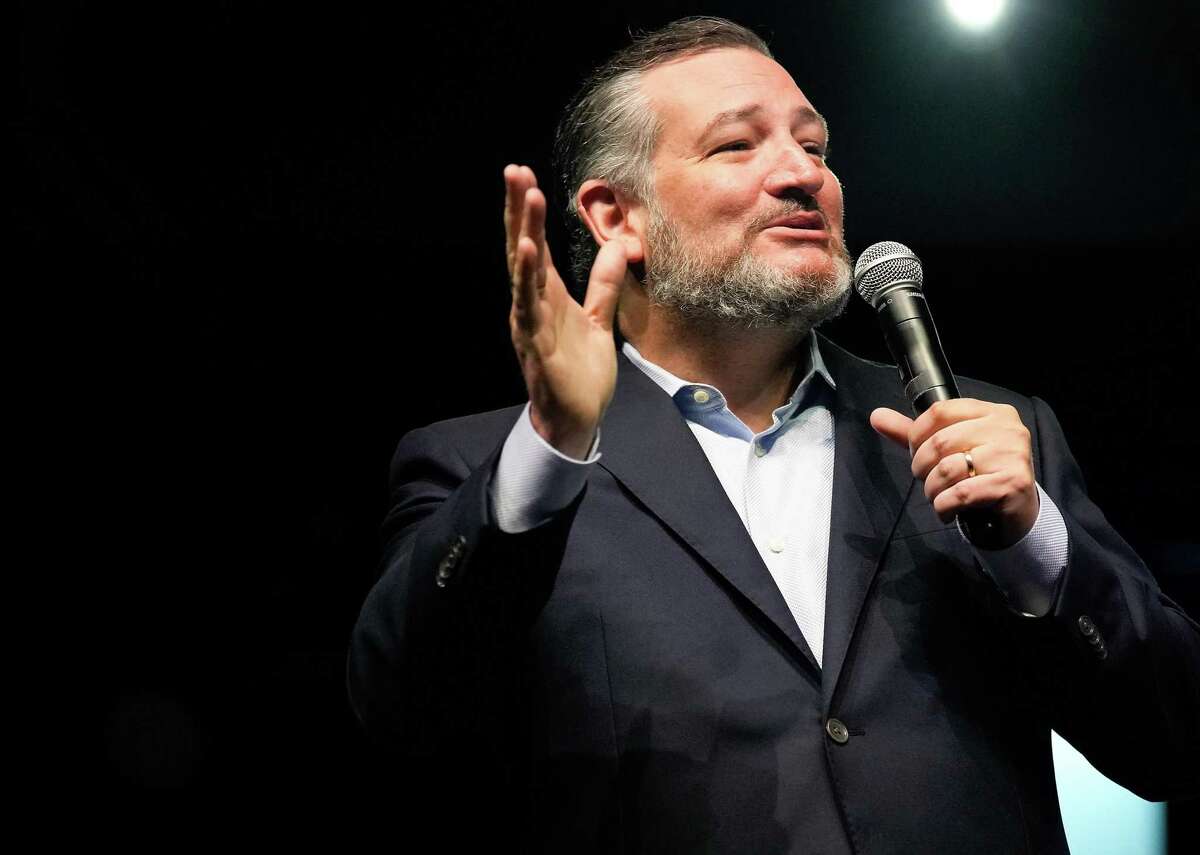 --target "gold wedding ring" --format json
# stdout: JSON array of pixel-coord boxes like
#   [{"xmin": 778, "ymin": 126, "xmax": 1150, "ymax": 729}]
[{"xmin": 963, "ymin": 451, "xmax": 977, "ymax": 479}]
